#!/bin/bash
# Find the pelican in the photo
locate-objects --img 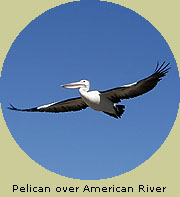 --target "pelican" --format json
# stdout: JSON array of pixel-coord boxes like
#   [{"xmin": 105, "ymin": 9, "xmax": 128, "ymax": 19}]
[{"xmin": 8, "ymin": 61, "xmax": 170, "ymax": 119}]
